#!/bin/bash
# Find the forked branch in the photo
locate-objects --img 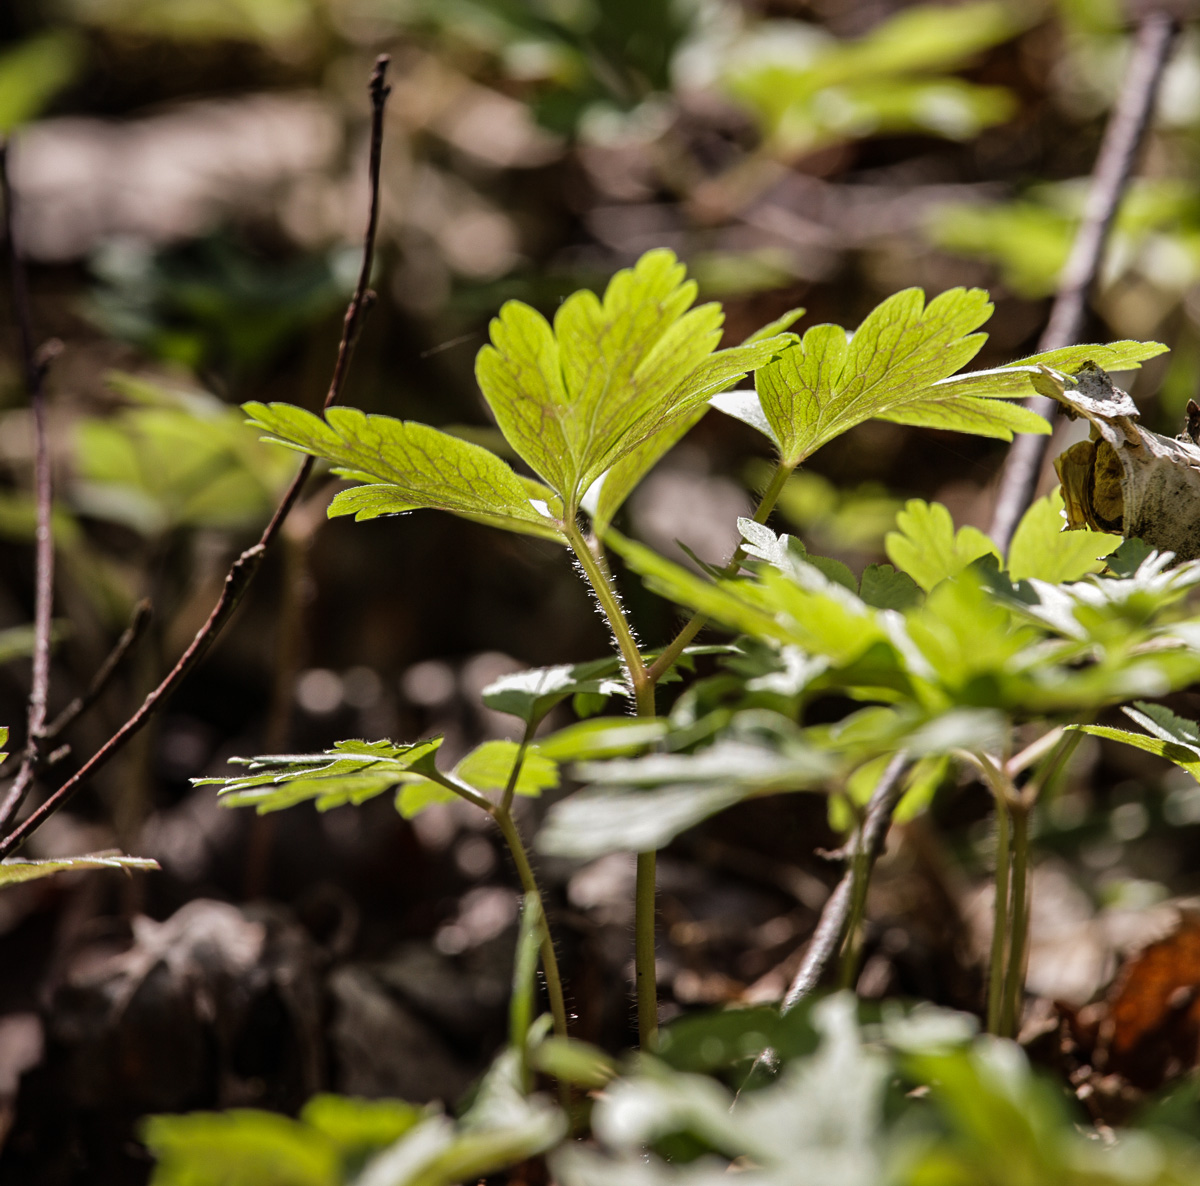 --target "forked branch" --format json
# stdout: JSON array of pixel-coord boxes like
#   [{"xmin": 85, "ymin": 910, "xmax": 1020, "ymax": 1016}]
[{"xmin": 0, "ymin": 55, "xmax": 392, "ymax": 859}]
